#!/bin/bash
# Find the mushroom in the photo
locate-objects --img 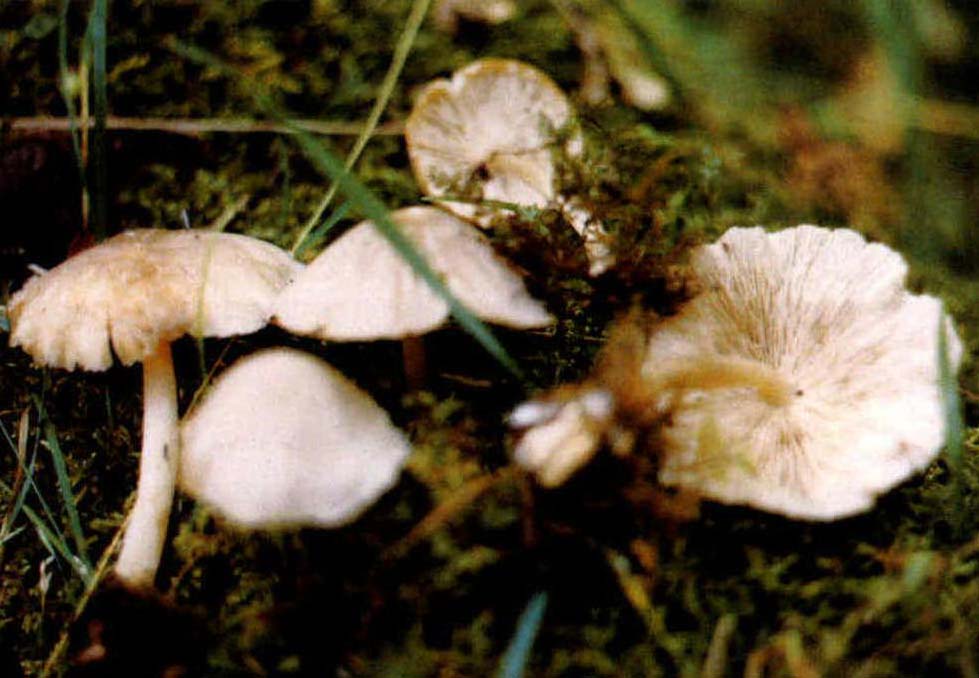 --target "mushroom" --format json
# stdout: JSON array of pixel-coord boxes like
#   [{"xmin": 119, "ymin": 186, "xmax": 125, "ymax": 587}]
[
  {"xmin": 274, "ymin": 206, "xmax": 552, "ymax": 382},
  {"xmin": 405, "ymin": 58, "xmax": 614, "ymax": 275},
  {"xmin": 179, "ymin": 347, "xmax": 411, "ymax": 529},
  {"xmin": 557, "ymin": 0, "xmax": 671, "ymax": 111},
  {"xmin": 509, "ymin": 387, "xmax": 616, "ymax": 488},
  {"xmin": 512, "ymin": 225, "xmax": 962, "ymax": 519},
  {"xmin": 433, "ymin": 0, "xmax": 516, "ymax": 33},
  {"xmin": 7, "ymin": 229, "xmax": 302, "ymax": 587}
]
